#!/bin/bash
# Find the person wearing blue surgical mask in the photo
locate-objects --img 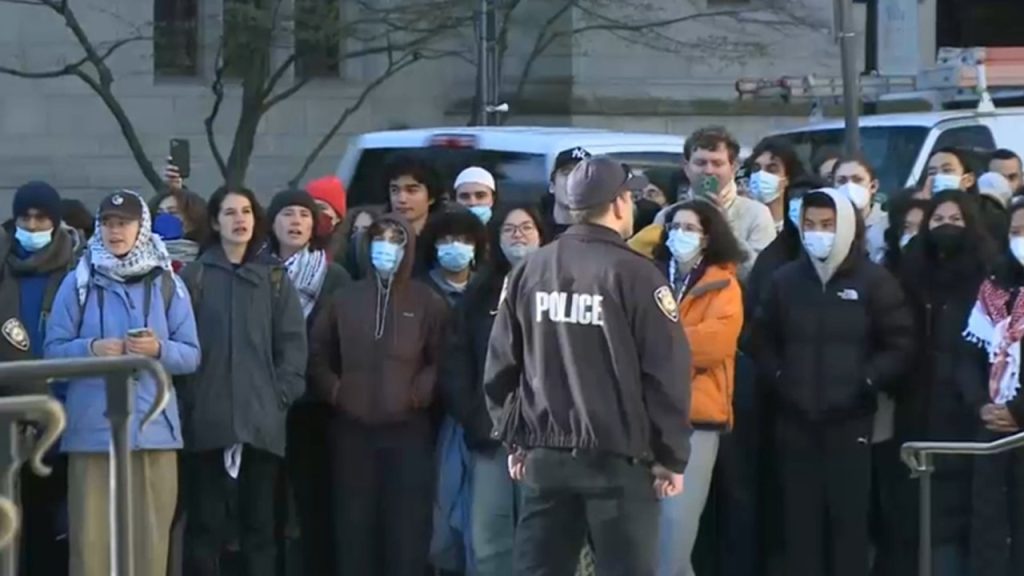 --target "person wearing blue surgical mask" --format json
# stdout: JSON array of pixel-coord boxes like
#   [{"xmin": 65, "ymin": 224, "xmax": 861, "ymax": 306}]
[
  {"xmin": 747, "ymin": 138, "xmax": 804, "ymax": 234},
  {"xmin": 418, "ymin": 208, "xmax": 487, "ymax": 310},
  {"xmin": 308, "ymin": 212, "xmax": 448, "ymax": 576},
  {"xmin": 0, "ymin": 181, "xmax": 77, "ymax": 574},
  {"xmin": 454, "ymin": 166, "xmax": 497, "ymax": 225}
]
